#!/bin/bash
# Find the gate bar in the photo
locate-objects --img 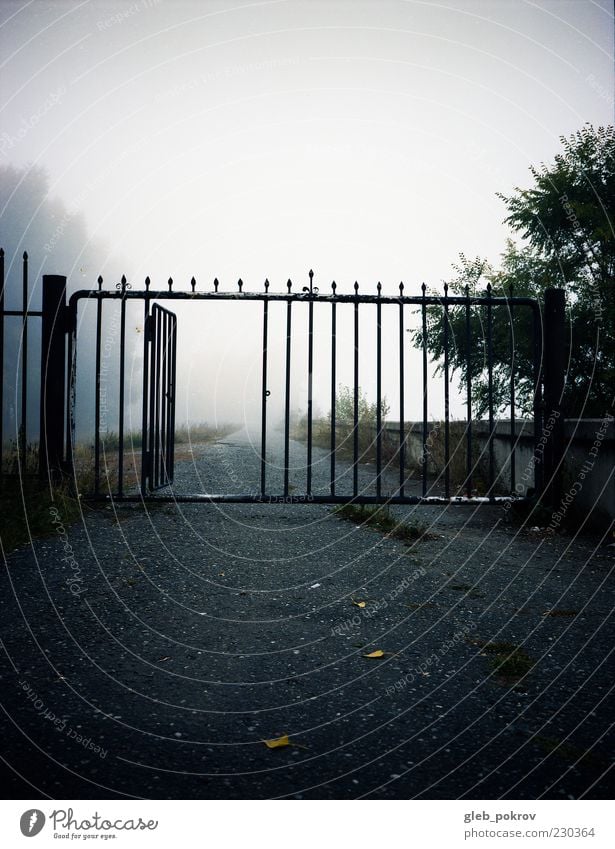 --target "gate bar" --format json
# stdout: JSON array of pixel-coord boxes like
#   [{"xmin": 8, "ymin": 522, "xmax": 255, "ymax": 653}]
[
  {"xmin": 0, "ymin": 250, "xmax": 4, "ymax": 477},
  {"xmin": 443, "ymin": 283, "xmax": 450, "ymax": 498},
  {"xmin": 421, "ymin": 283, "xmax": 428, "ymax": 497},
  {"xmin": 487, "ymin": 283, "xmax": 495, "ymax": 495},
  {"xmin": 532, "ymin": 303, "xmax": 544, "ymax": 495},
  {"xmin": 283, "ymin": 289, "xmax": 292, "ymax": 496},
  {"xmin": 509, "ymin": 283, "xmax": 516, "ymax": 492},
  {"xmin": 20, "ymin": 252, "xmax": 28, "ymax": 466},
  {"xmin": 172, "ymin": 314, "xmax": 178, "ymax": 478},
  {"xmin": 153, "ymin": 306, "xmax": 161, "ymax": 487},
  {"xmin": 68, "ymin": 289, "xmax": 541, "ymax": 307},
  {"xmin": 147, "ymin": 304, "xmax": 156, "ymax": 491},
  {"xmin": 542, "ymin": 288, "xmax": 566, "ymax": 505},
  {"xmin": 161, "ymin": 309, "xmax": 168, "ymax": 485},
  {"xmin": 260, "ymin": 297, "xmax": 269, "ymax": 495},
  {"xmin": 465, "ymin": 285, "xmax": 472, "ymax": 496},
  {"xmin": 94, "ymin": 278, "xmax": 103, "ymax": 494},
  {"xmin": 329, "ymin": 280, "xmax": 337, "ymax": 495},
  {"xmin": 117, "ymin": 288, "xmax": 126, "ymax": 496},
  {"xmin": 353, "ymin": 284, "xmax": 359, "ymax": 497},
  {"xmin": 330, "ymin": 286, "xmax": 337, "ymax": 496},
  {"xmin": 140, "ymin": 290, "xmax": 151, "ymax": 496},
  {"xmin": 95, "ymin": 493, "xmax": 519, "ymax": 505},
  {"xmin": 168, "ymin": 314, "xmax": 177, "ymax": 482},
  {"xmin": 376, "ymin": 284, "xmax": 382, "ymax": 498},
  {"xmin": 39, "ymin": 274, "xmax": 67, "ymax": 483},
  {"xmin": 155, "ymin": 306, "xmax": 162, "ymax": 486},
  {"xmin": 306, "ymin": 272, "xmax": 314, "ymax": 495},
  {"xmin": 398, "ymin": 289, "xmax": 405, "ymax": 497},
  {"xmin": 65, "ymin": 301, "xmax": 74, "ymax": 477},
  {"xmin": 164, "ymin": 311, "xmax": 171, "ymax": 482}
]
